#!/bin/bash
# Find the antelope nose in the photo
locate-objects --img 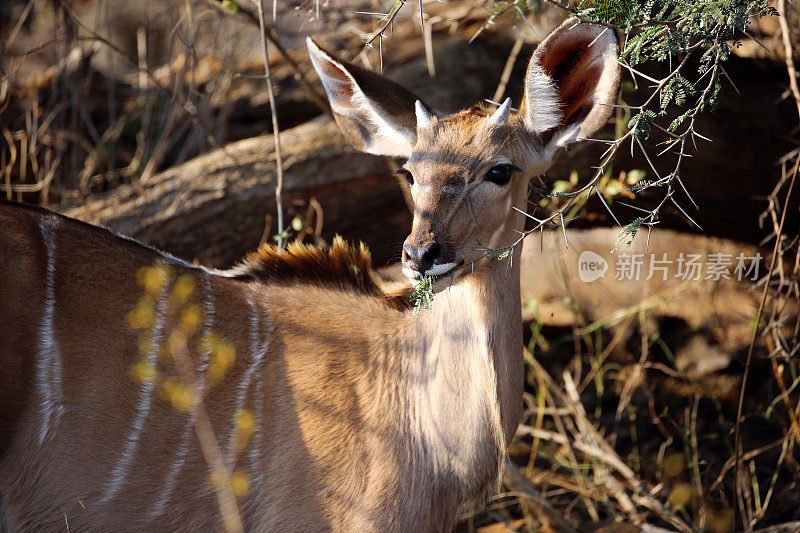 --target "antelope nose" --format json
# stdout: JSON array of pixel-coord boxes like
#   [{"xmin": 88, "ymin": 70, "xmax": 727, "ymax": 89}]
[{"xmin": 402, "ymin": 242, "xmax": 441, "ymax": 274}]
